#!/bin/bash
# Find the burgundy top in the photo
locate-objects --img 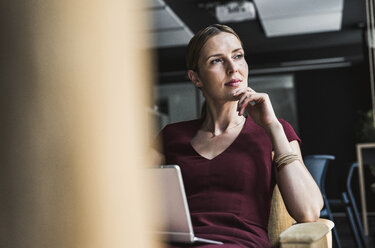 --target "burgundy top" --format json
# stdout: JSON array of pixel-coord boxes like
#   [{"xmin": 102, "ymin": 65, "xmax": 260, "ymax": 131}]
[{"xmin": 159, "ymin": 117, "xmax": 300, "ymax": 248}]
